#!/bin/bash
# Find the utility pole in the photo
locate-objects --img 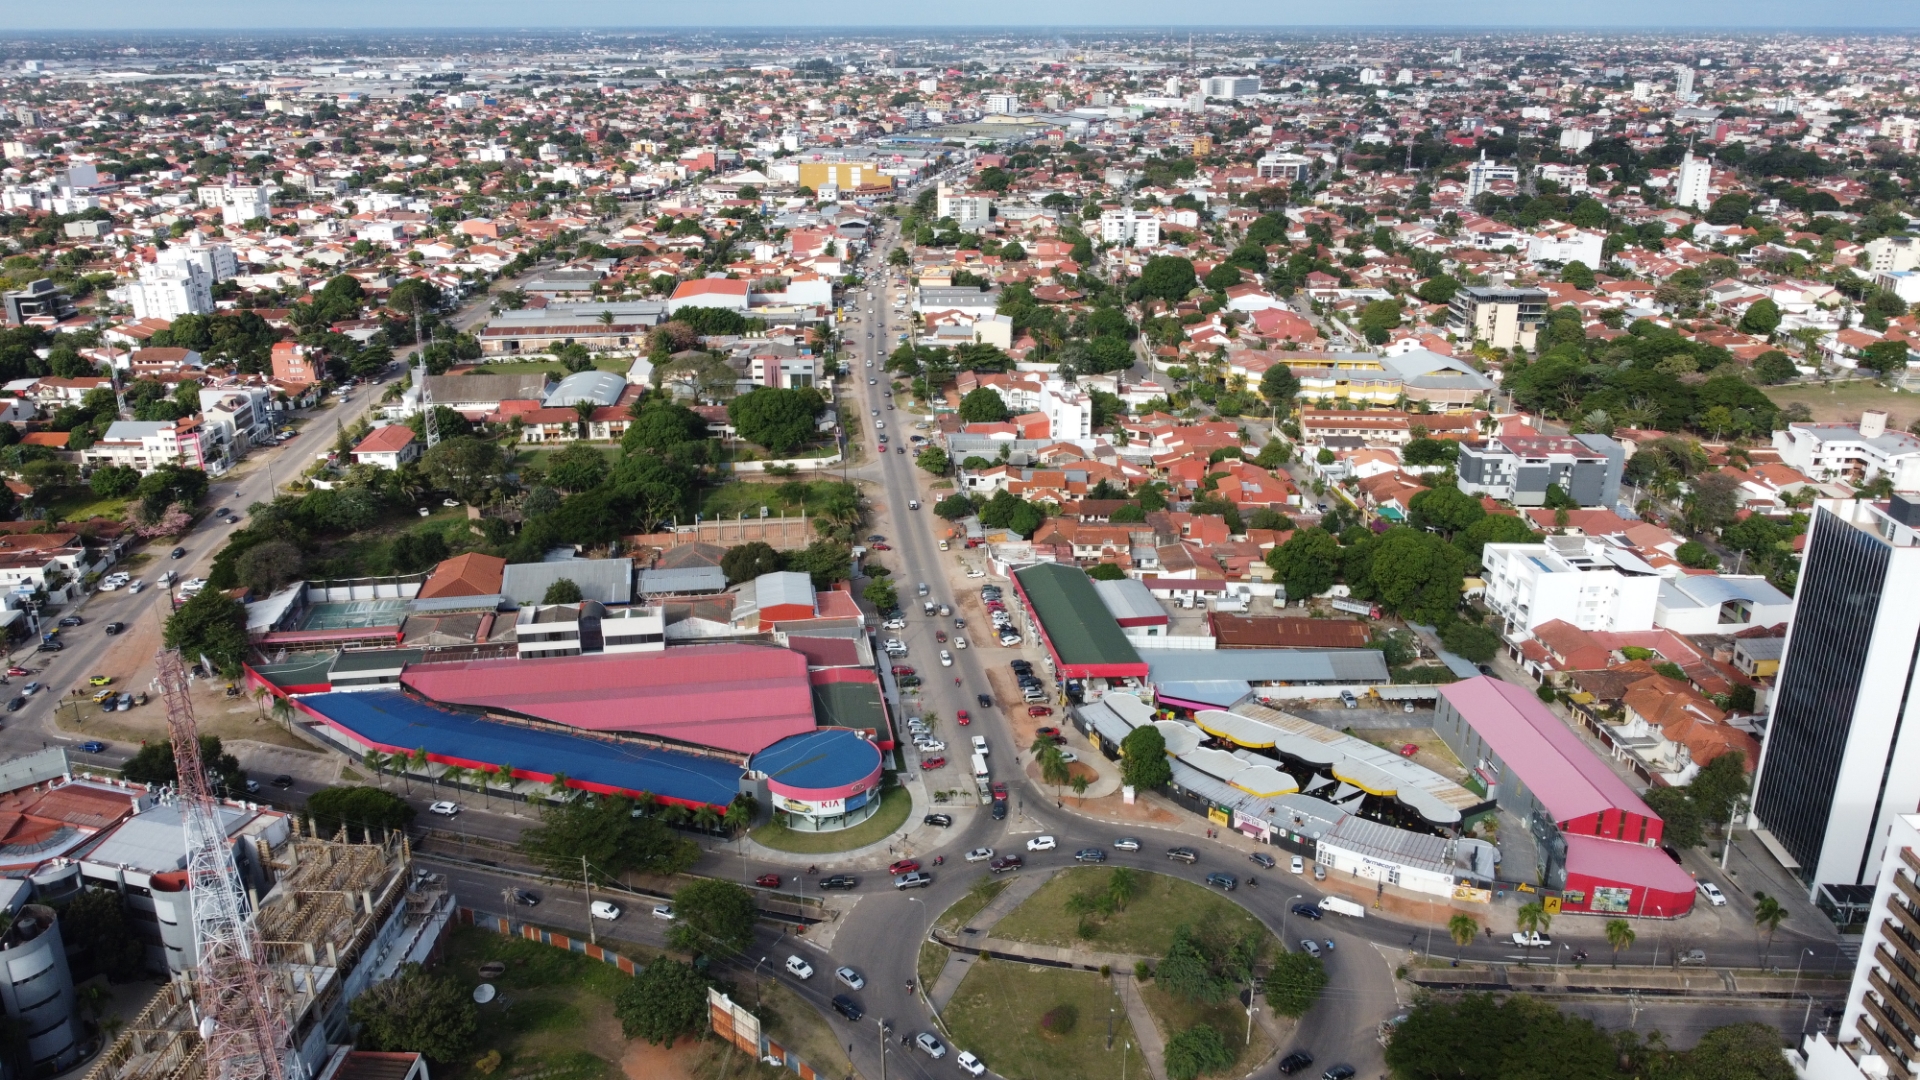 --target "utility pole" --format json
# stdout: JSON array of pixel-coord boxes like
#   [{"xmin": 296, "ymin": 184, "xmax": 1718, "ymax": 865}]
[
  {"xmin": 583, "ymin": 855, "xmax": 594, "ymax": 945},
  {"xmin": 1720, "ymin": 796, "xmax": 1745, "ymax": 870}
]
